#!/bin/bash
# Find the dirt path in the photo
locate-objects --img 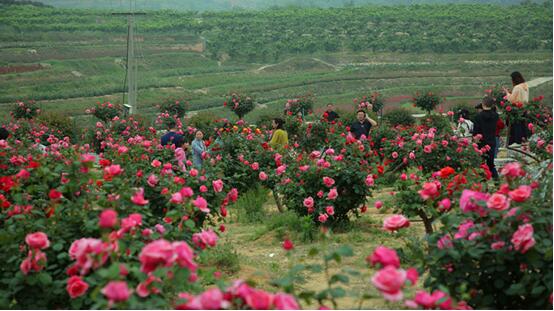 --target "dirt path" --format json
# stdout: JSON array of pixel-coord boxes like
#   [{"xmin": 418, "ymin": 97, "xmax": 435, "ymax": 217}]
[
  {"xmin": 221, "ymin": 188, "xmax": 423, "ymax": 309},
  {"xmin": 527, "ymin": 76, "xmax": 553, "ymax": 88}
]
